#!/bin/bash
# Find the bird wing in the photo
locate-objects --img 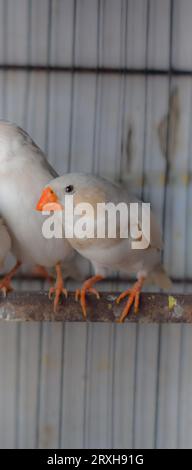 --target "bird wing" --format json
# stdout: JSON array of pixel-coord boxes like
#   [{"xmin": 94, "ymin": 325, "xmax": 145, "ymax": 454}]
[
  {"xmin": 40, "ymin": 156, "xmax": 59, "ymax": 178},
  {"xmin": 18, "ymin": 125, "xmax": 59, "ymax": 178},
  {"xmin": 106, "ymin": 184, "xmax": 163, "ymax": 251},
  {"xmin": 129, "ymin": 203, "xmax": 163, "ymax": 251}
]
